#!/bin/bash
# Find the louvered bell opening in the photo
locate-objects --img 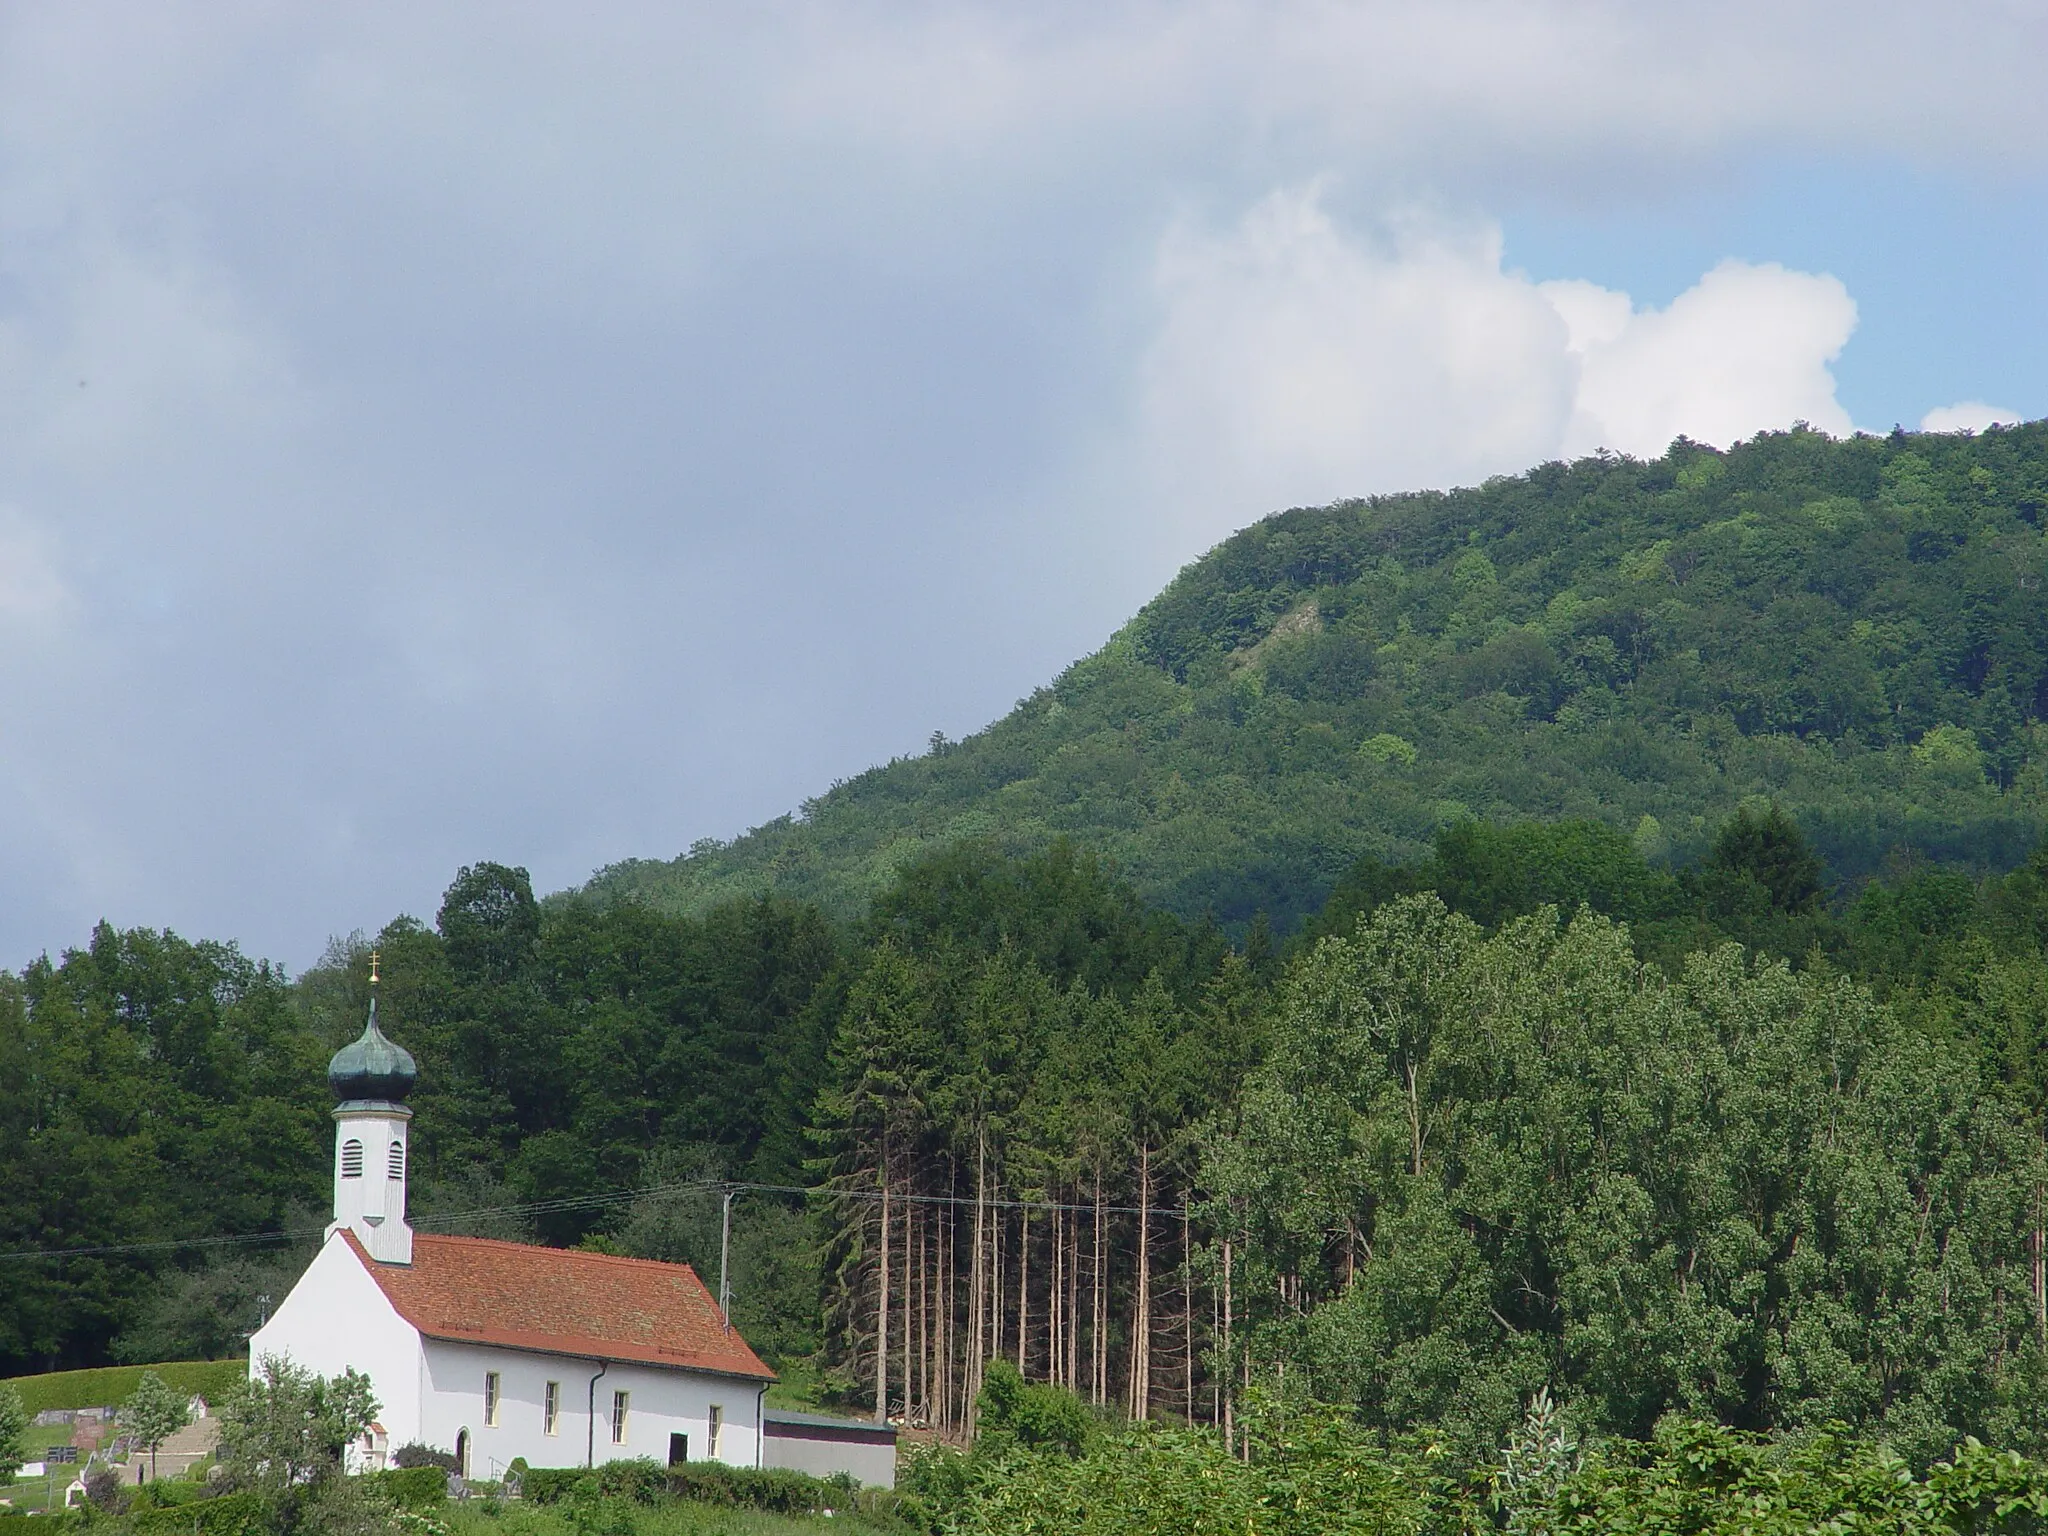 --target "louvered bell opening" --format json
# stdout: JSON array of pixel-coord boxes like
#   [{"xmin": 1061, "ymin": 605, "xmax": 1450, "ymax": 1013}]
[
  {"xmin": 387, "ymin": 1141, "xmax": 405, "ymax": 1180},
  {"xmin": 341, "ymin": 1138, "xmax": 364, "ymax": 1178}
]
